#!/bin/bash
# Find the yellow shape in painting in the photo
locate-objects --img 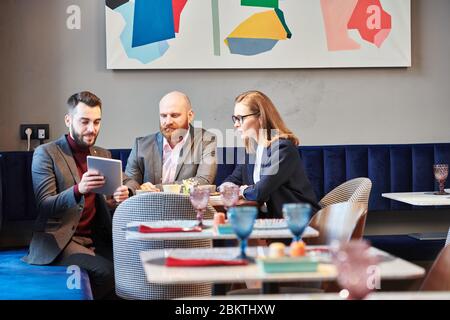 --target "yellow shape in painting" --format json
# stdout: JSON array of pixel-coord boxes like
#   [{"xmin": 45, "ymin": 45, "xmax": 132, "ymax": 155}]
[{"xmin": 225, "ymin": 10, "xmax": 288, "ymax": 46}]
